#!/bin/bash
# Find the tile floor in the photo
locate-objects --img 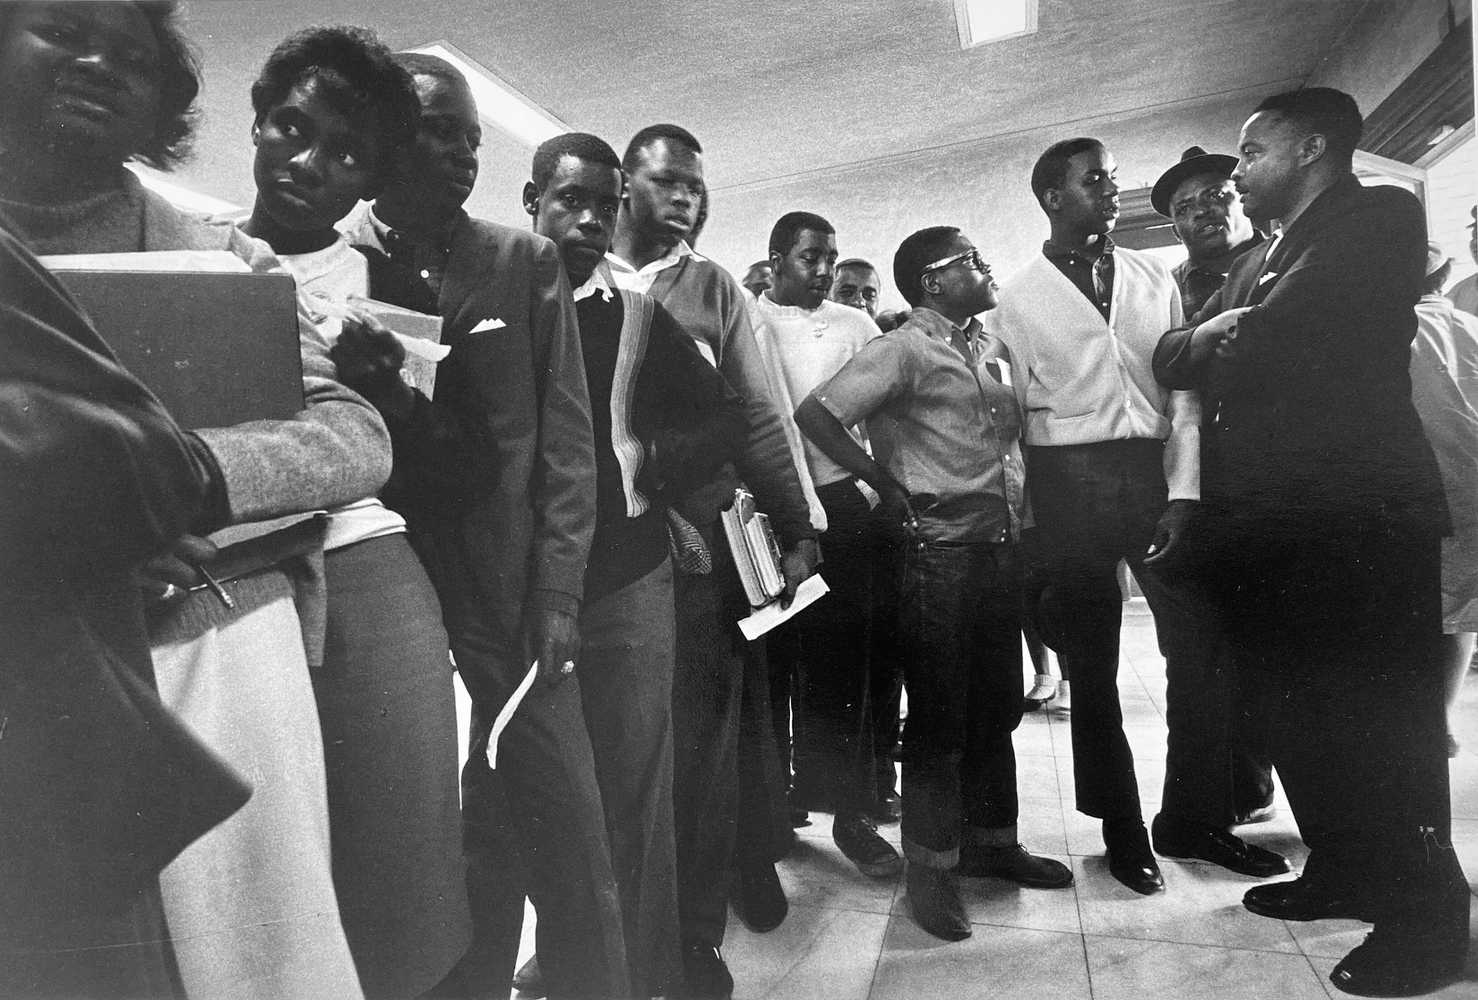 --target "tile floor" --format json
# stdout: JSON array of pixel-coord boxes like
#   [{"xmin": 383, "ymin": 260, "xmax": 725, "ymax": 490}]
[{"xmin": 482, "ymin": 600, "xmax": 1478, "ymax": 999}]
